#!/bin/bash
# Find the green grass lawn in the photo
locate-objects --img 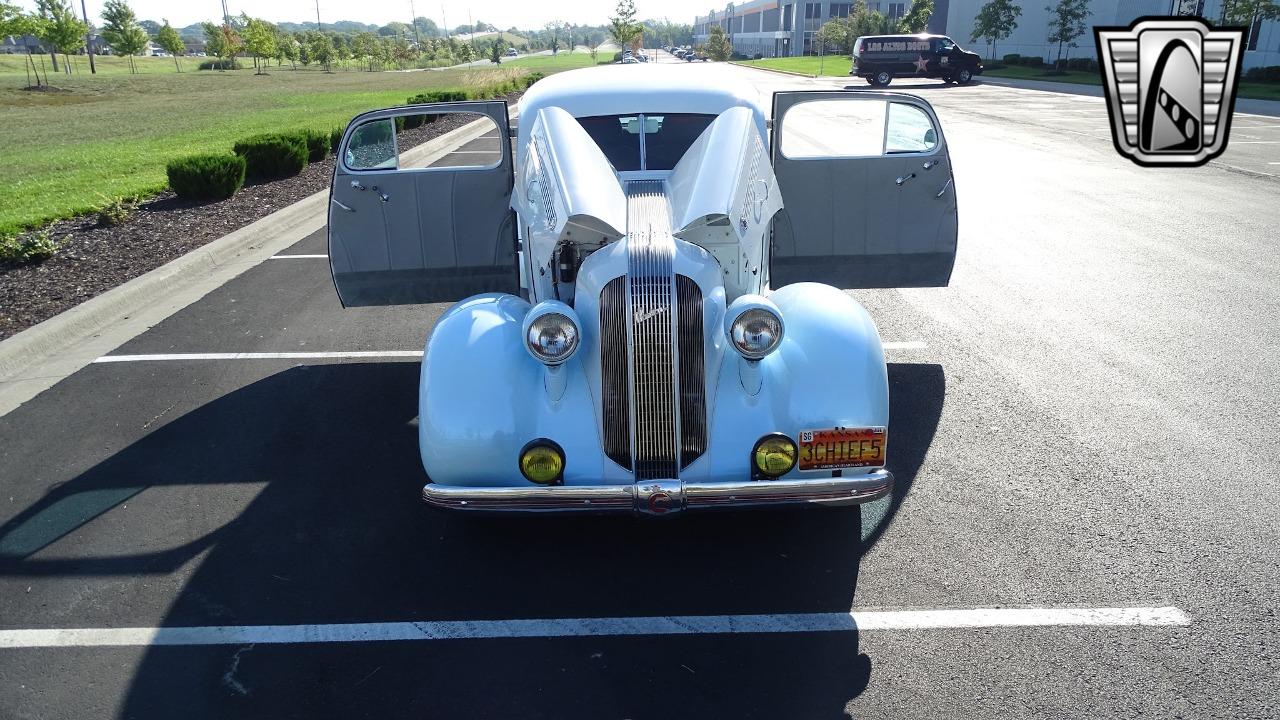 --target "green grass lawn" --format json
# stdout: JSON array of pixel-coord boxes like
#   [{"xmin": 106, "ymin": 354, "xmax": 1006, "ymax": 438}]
[
  {"xmin": 984, "ymin": 64, "xmax": 1280, "ymax": 101},
  {"xmin": 0, "ymin": 58, "xmax": 579, "ymax": 235},
  {"xmin": 735, "ymin": 55, "xmax": 853, "ymax": 77},
  {"xmin": 502, "ymin": 52, "xmax": 610, "ymax": 72}
]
